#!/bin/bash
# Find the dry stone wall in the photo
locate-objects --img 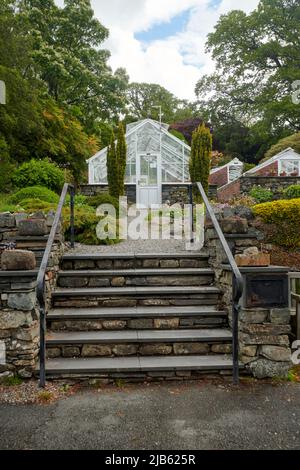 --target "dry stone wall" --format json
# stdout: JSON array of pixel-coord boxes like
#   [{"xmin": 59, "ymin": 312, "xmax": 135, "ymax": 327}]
[{"xmin": 205, "ymin": 205, "xmax": 293, "ymax": 379}]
